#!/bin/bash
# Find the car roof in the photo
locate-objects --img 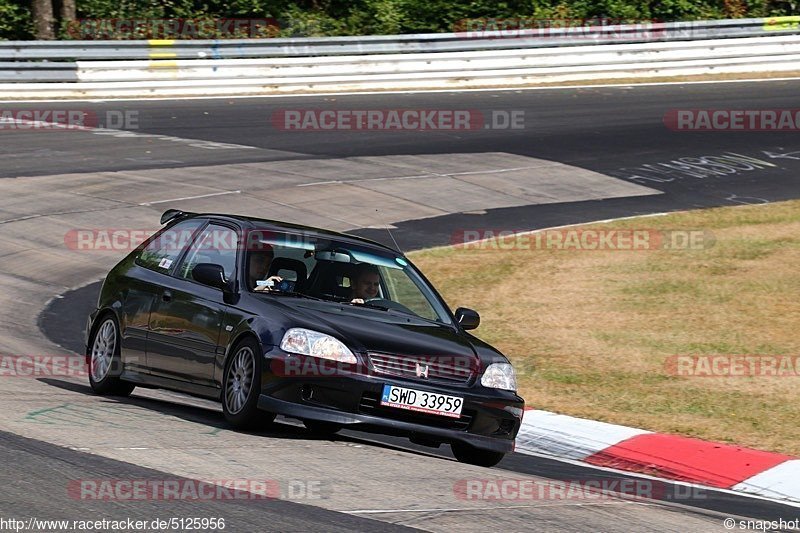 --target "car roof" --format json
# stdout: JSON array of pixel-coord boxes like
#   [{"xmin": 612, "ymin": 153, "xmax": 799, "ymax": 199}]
[{"xmin": 169, "ymin": 210, "xmax": 400, "ymax": 254}]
